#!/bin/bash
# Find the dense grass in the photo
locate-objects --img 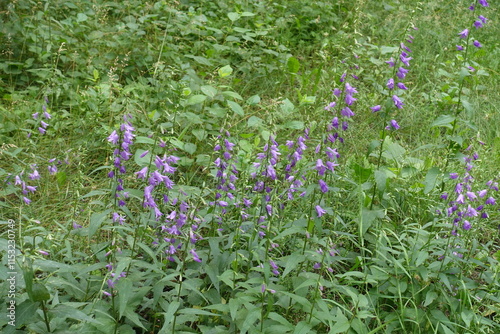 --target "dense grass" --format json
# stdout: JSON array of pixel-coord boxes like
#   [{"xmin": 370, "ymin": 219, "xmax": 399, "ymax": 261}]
[{"xmin": 1, "ymin": 0, "xmax": 500, "ymax": 333}]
